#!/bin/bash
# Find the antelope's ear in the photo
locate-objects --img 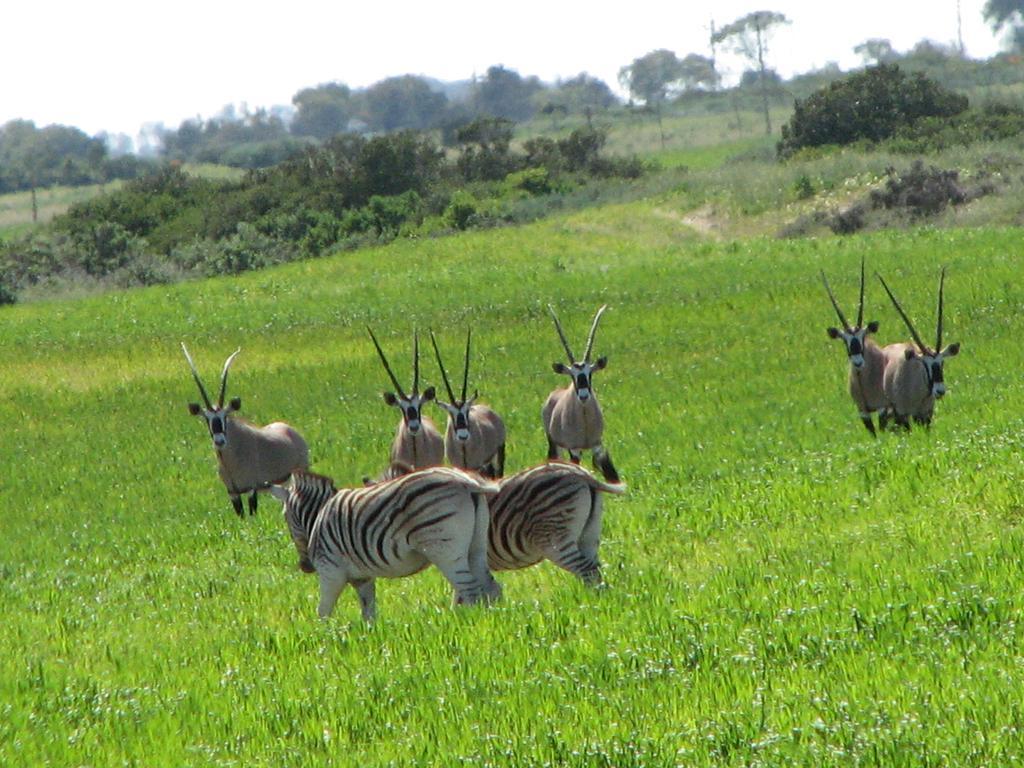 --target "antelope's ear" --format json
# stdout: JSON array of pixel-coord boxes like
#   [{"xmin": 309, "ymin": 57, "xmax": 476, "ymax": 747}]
[
  {"xmin": 866, "ymin": 320, "xmax": 880, "ymax": 334},
  {"xmin": 944, "ymin": 342, "xmax": 960, "ymax": 357},
  {"xmin": 552, "ymin": 362, "xmax": 570, "ymax": 375},
  {"xmin": 229, "ymin": 397, "xmax": 242, "ymax": 411},
  {"xmin": 904, "ymin": 348, "xmax": 917, "ymax": 360},
  {"xmin": 383, "ymin": 392, "xmax": 398, "ymax": 406},
  {"xmin": 594, "ymin": 356, "xmax": 608, "ymax": 370},
  {"xmin": 423, "ymin": 386, "xmax": 436, "ymax": 401},
  {"xmin": 826, "ymin": 327, "xmax": 841, "ymax": 339},
  {"xmin": 268, "ymin": 485, "xmax": 289, "ymax": 503},
  {"xmin": 188, "ymin": 402, "xmax": 202, "ymax": 416}
]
